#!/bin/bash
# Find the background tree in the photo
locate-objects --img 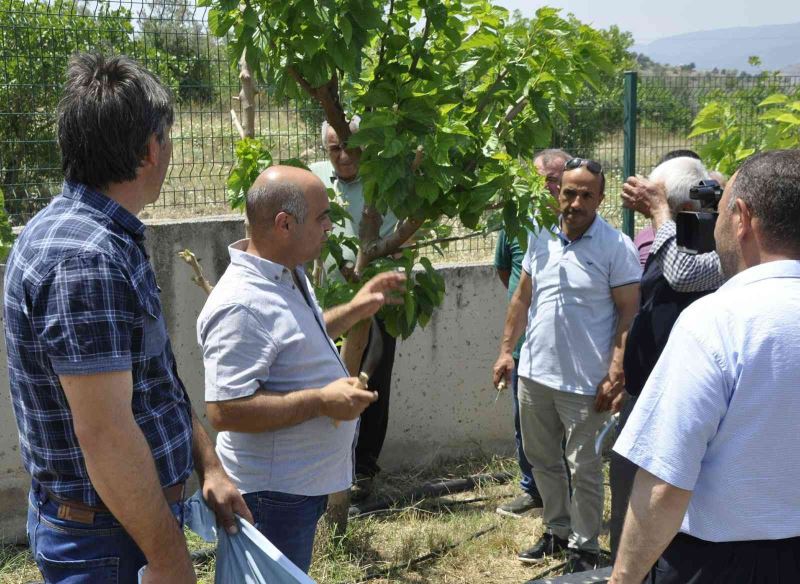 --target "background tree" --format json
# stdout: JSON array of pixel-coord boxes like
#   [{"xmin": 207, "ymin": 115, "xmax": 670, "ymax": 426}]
[
  {"xmin": 689, "ymin": 88, "xmax": 800, "ymax": 175},
  {"xmin": 0, "ymin": 0, "xmax": 135, "ymax": 221},
  {"xmin": 203, "ymin": 0, "xmax": 615, "ymax": 371}
]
